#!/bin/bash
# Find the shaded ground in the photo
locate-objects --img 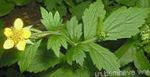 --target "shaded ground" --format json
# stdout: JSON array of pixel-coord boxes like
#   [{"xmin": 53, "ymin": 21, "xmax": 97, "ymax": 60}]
[{"xmin": 0, "ymin": 2, "xmax": 41, "ymax": 28}]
